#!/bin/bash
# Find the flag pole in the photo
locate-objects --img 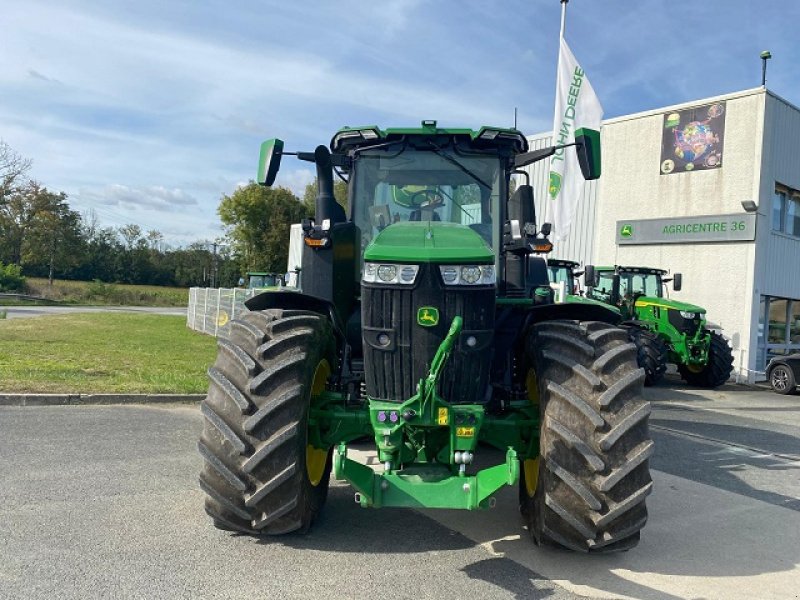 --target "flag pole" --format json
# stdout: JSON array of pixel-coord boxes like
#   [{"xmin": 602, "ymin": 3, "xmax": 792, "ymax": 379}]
[{"xmin": 544, "ymin": 0, "xmax": 569, "ymax": 229}]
